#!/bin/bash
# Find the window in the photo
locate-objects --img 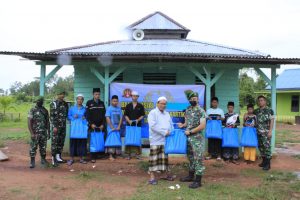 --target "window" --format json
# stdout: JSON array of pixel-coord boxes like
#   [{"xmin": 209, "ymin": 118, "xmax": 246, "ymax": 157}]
[
  {"xmin": 291, "ymin": 95, "xmax": 299, "ymax": 112},
  {"xmin": 143, "ymin": 73, "xmax": 176, "ymax": 85},
  {"xmin": 109, "ymin": 73, "xmax": 123, "ymax": 82}
]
